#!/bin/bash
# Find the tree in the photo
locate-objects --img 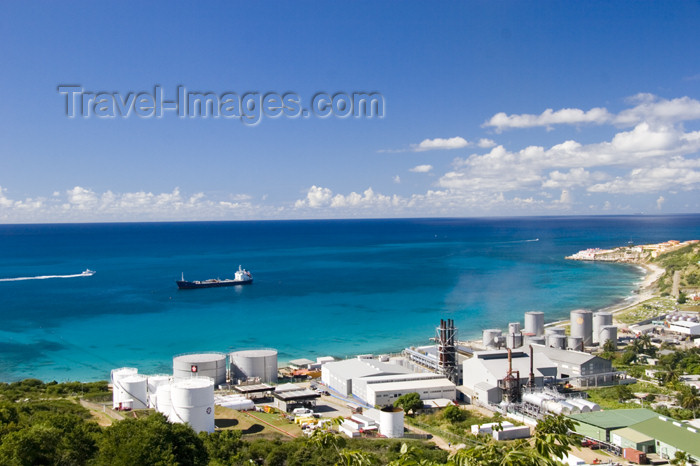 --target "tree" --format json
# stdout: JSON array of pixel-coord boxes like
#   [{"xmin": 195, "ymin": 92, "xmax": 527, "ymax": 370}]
[
  {"xmin": 614, "ymin": 384, "xmax": 633, "ymax": 402},
  {"xmin": 677, "ymin": 386, "xmax": 700, "ymax": 417},
  {"xmin": 677, "ymin": 292, "xmax": 687, "ymax": 304},
  {"xmin": 95, "ymin": 413, "xmax": 208, "ymax": 466},
  {"xmin": 534, "ymin": 414, "xmax": 579, "ymax": 465},
  {"xmin": 201, "ymin": 429, "xmax": 243, "ymax": 465},
  {"xmin": 394, "ymin": 393, "xmax": 423, "ymax": 415},
  {"xmin": 670, "ymin": 450, "xmax": 691, "ymax": 466},
  {"xmin": 442, "ymin": 405, "xmax": 466, "ymax": 424}
]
